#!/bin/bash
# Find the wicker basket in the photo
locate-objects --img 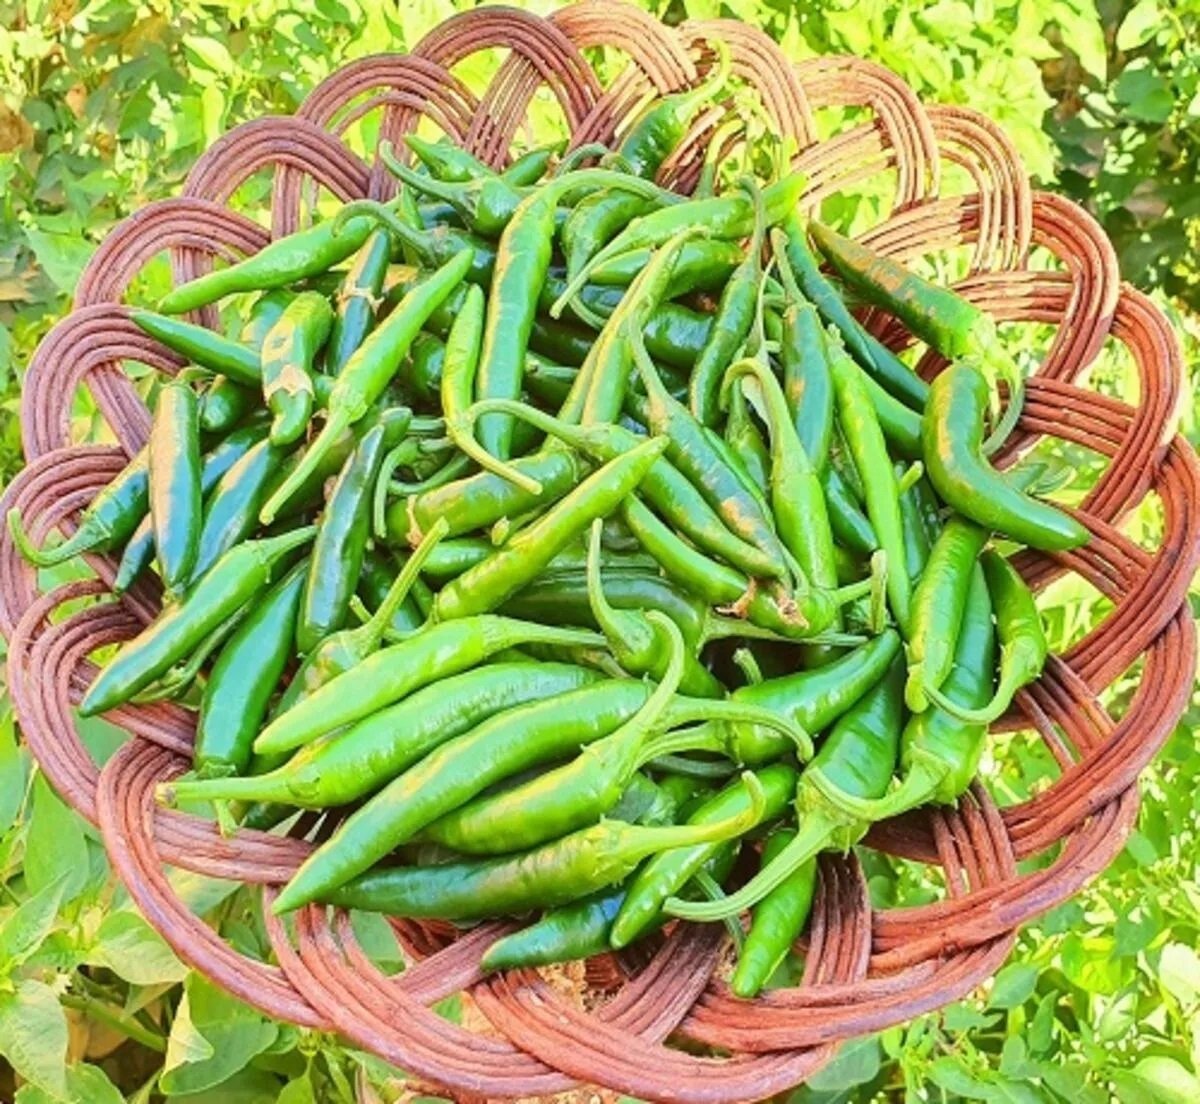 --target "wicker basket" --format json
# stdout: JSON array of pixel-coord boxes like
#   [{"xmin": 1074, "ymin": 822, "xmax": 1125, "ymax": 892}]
[{"xmin": 3, "ymin": 3, "xmax": 1198, "ymax": 1099}]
